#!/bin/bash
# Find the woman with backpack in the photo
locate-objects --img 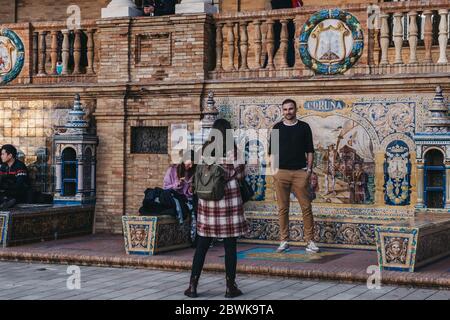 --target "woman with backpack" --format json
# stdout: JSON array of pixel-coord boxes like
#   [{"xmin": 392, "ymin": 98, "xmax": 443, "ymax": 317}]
[{"xmin": 184, "ymin": 119, "xmax": 248, "ymax": 299}]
